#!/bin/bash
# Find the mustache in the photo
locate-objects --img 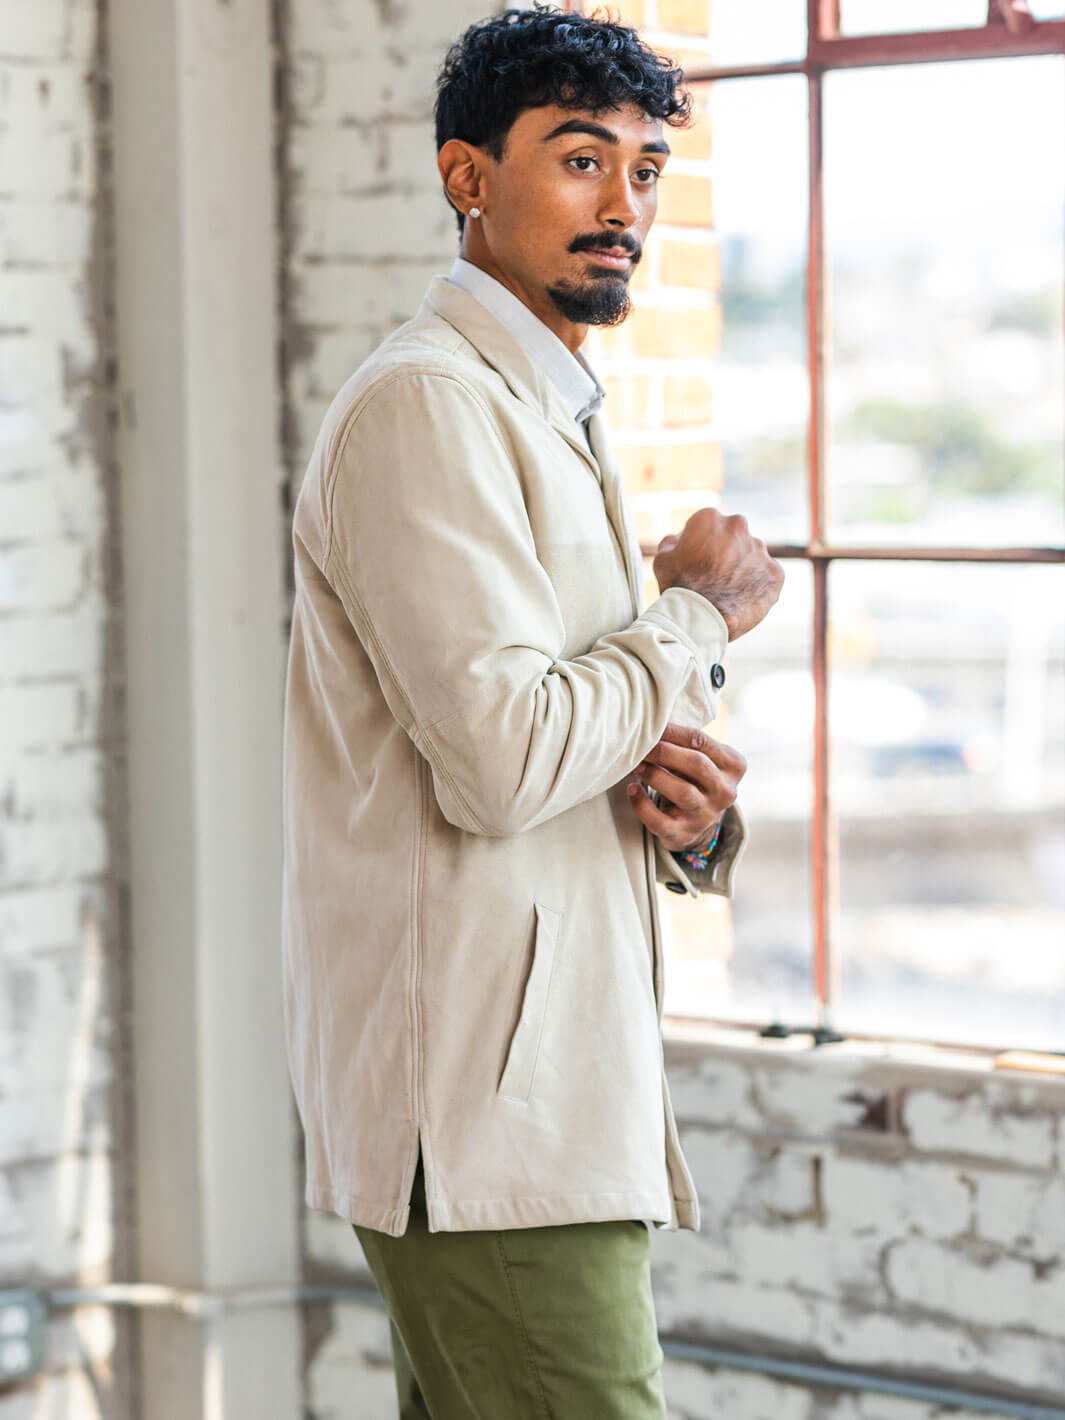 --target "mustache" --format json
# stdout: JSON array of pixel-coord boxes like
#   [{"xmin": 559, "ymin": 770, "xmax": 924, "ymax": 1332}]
[{"xmin": 569, "ymin": 232, "xmax": 641, "ymax": 263}]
